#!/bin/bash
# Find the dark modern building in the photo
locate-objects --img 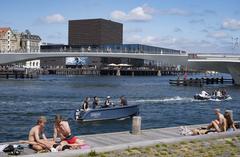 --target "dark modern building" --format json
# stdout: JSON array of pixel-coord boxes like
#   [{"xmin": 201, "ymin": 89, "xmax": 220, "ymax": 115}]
[
  {"xmin": 40, "ymin": 18, "xmax": 186, "ymax": 68},
  {"xmin": 68, "ymin": 18, "xmax": 123, "ymax": 46}
]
